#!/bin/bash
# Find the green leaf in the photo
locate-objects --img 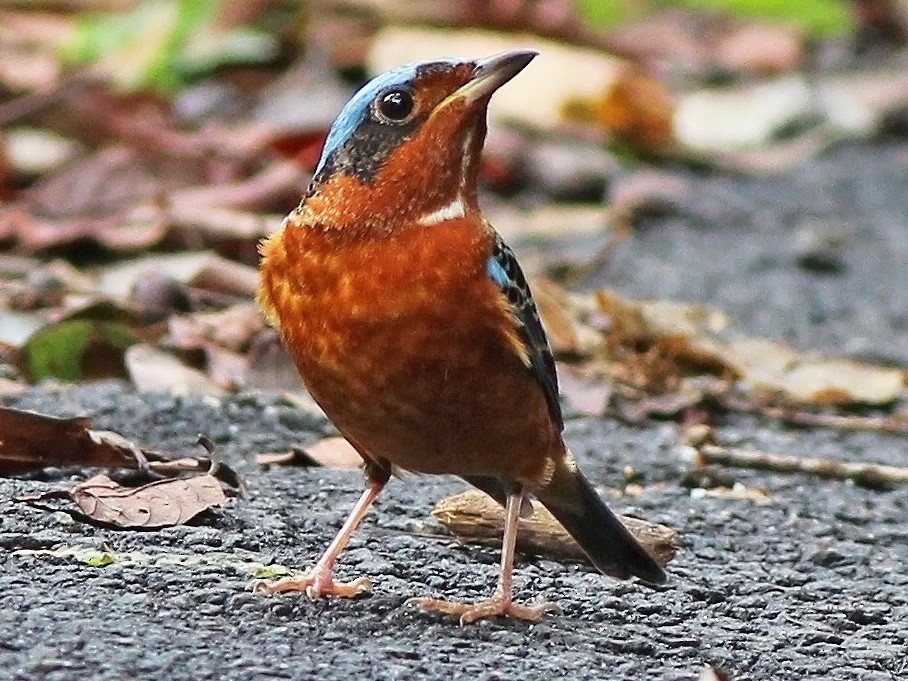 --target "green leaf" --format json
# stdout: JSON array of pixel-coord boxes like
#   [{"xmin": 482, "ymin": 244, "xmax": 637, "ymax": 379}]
[
  {"xmin": 22, "ymin": 319, "xmax": 140, "ymax": 383},
  {"xmin": 23, "ymin": 320, "xmax": 94, "ymax": 382},
  {"xmin": 61, "ymin": 0, "xmax": 276, "ymax": 92},
  {"xmin": 573, "ymin": 0, "xmax": 636, "ymax": 27},
  {"xmin": 669, "ymin": 0, "xmax": 851, "ymax": 36},
  {"xmin": 573, "ymin": 0, "xmax": 852, "ymax": 37}
]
